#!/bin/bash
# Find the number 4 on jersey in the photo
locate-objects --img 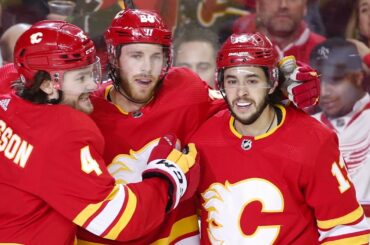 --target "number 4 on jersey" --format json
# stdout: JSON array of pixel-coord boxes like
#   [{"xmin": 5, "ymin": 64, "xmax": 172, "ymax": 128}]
[{"xmin": 81, "ymin": 146, "xmax": 102, "ymax": 176}]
